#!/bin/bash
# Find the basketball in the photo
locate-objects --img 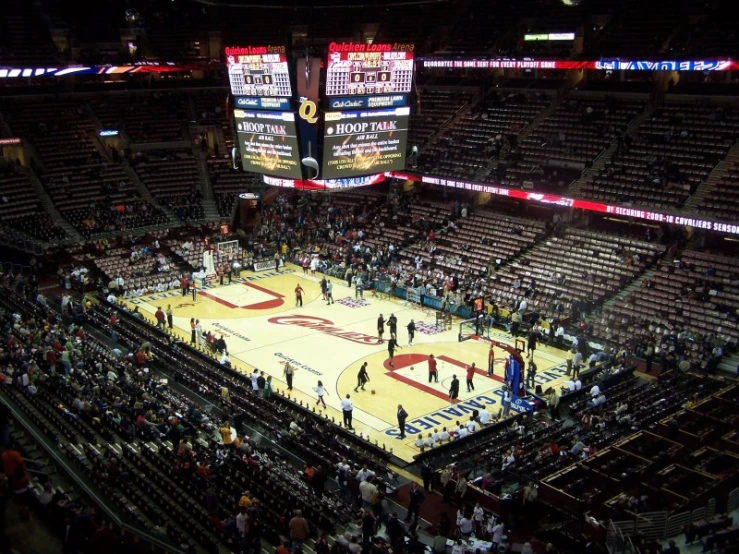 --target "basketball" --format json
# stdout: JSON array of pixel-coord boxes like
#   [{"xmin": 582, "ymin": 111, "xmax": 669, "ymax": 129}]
[
  {"xmin": 410, "ymin": 366, "xmax": 414, "ymax": 371},
  {"xmin": 371, "ymin": 390, "xmax": 376, "ymax": 394}
]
